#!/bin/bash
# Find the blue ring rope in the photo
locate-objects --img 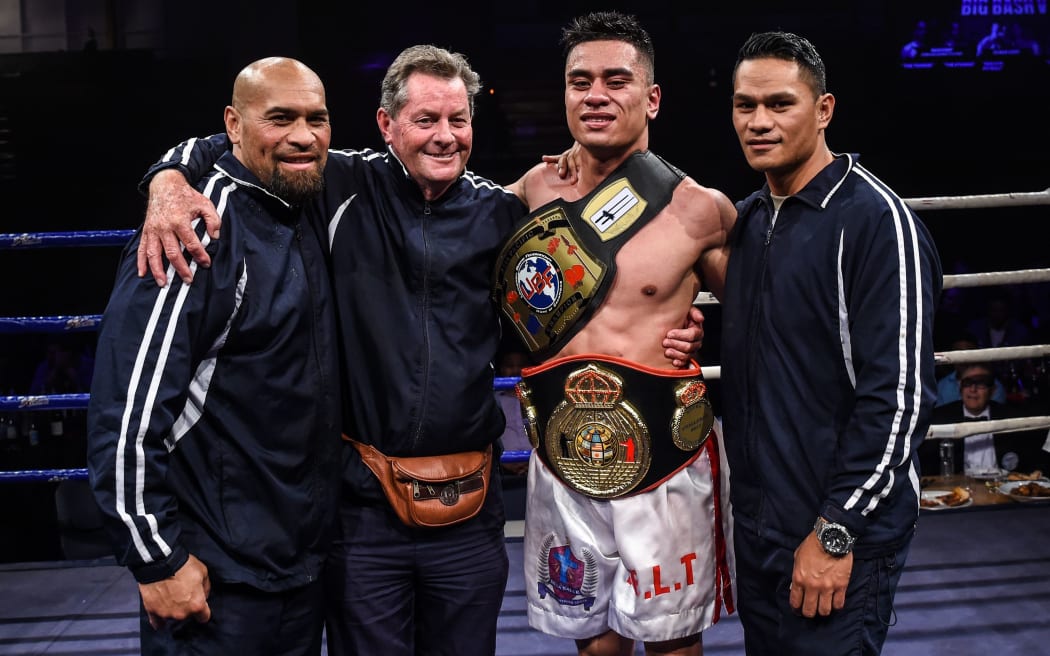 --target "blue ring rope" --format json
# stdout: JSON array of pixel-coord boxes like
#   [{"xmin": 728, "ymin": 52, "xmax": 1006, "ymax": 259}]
[
  {"xmin": 0, "ymin": 230, "xmax": 135, "ymax": 249},
  {"xmin": 0, "ymin": 316, "xmax": 103, "ymax": 334}
]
